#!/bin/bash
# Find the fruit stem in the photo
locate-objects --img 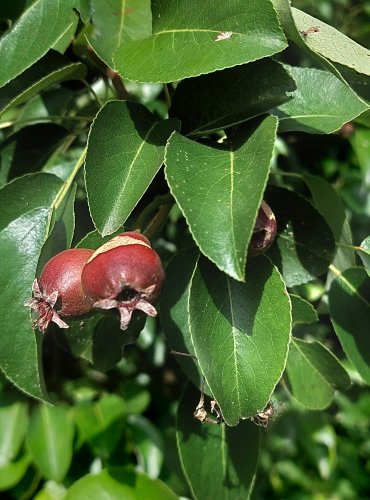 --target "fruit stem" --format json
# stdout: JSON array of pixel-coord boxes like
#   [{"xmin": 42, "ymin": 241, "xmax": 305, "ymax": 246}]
[
  {"xmin": 53, "ymin": 147, "xmax": 87, "ymax": 212},
  {"xmin": 144, "ymin": 202, "xmax": 173, "ymax": 241},
  {"xmin": 135, "ymin": 193, "xmax": 174, "ymax": 233}
]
